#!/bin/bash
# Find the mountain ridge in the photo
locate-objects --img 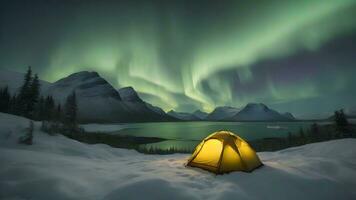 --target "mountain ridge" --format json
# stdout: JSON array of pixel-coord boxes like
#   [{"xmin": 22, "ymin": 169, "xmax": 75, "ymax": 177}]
[
  {"xmin": 0, "ymin": 69, "xmax": 298, "ymax": 122},
  {"xmin": 225, "ymin": 103, "xmax": 295, "ymax": 121}
]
